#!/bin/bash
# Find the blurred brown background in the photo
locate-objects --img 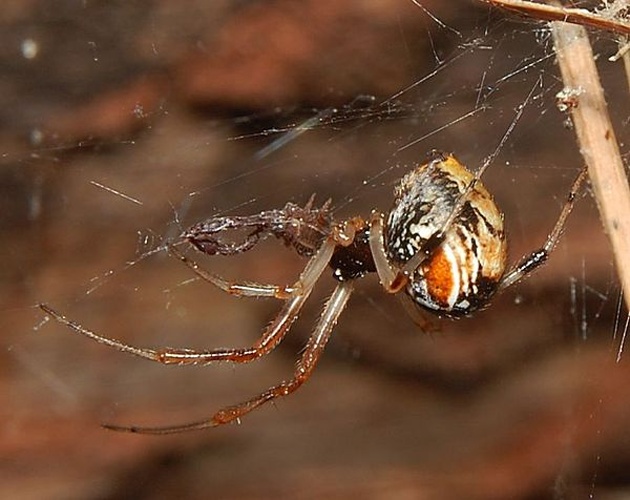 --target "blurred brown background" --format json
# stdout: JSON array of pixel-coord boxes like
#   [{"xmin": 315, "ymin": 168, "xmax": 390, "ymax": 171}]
[{"xmin": 2, "ymin": 1, "xmax": 629, "ymax": 499}]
